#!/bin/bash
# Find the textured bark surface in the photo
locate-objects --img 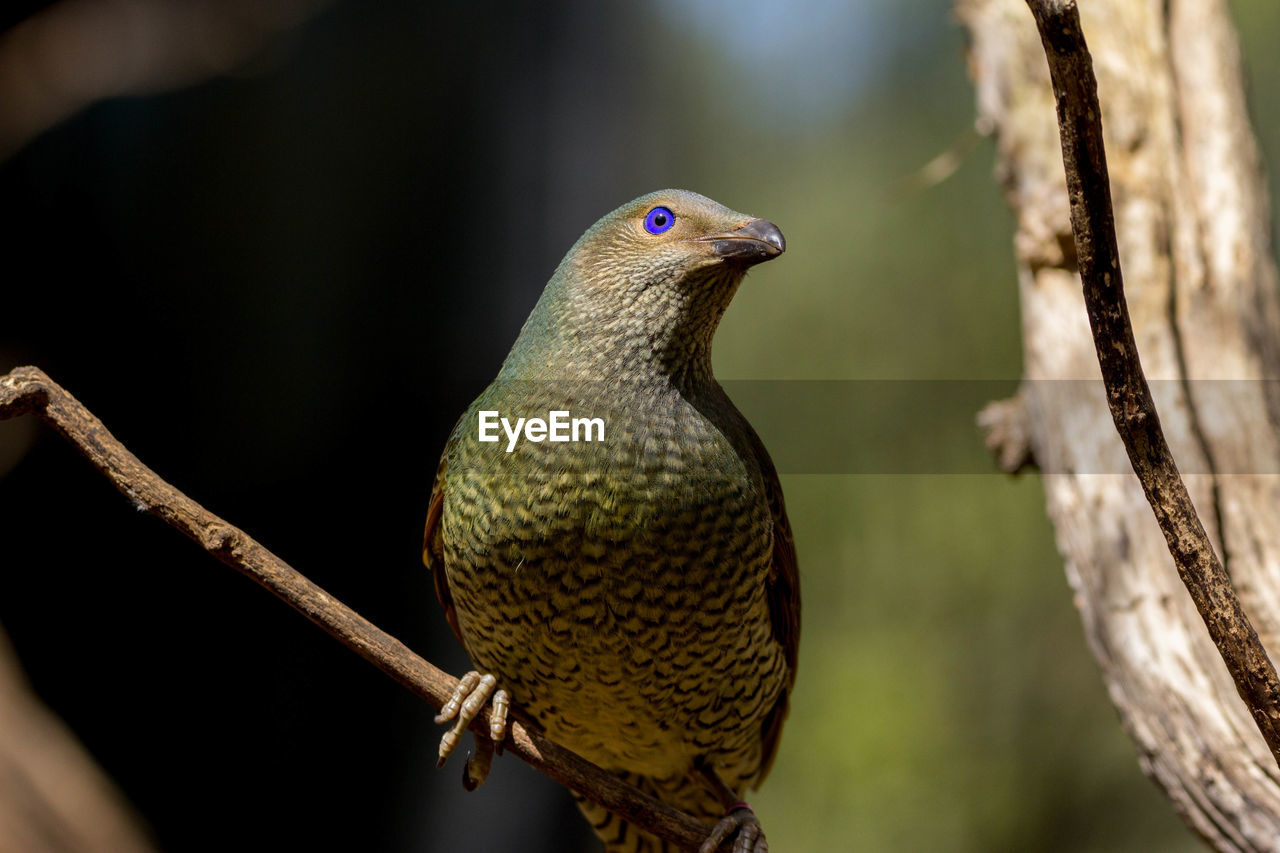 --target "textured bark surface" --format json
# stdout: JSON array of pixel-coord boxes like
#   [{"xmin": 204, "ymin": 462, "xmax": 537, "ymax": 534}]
[{"xmin": 961, "ymin": 0, "xmax": 1280, "ymax": 848}]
